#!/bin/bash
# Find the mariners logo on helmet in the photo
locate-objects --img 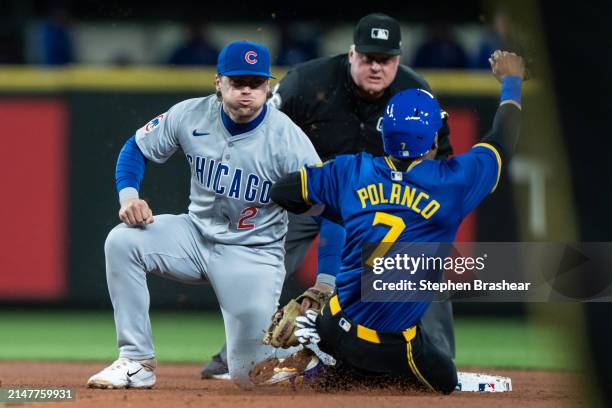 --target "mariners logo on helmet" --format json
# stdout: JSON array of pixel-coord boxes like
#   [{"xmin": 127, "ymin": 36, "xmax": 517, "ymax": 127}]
[
  {"xmin": 381, "ymin": 89, "xmax": 442, "ymax": 159},
  {"xmin": 245, "ymin": 51, "xmax": 258, "ymax": 64}
]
